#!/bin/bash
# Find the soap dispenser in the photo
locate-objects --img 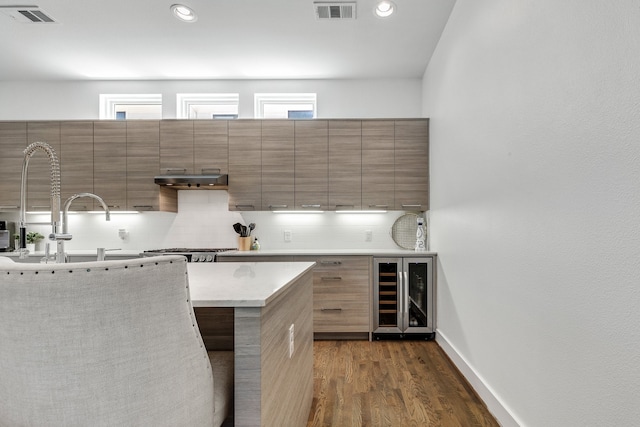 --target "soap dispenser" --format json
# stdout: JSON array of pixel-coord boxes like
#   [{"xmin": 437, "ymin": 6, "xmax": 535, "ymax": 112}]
[
  {"xmin": 251, "ymin": 237, "xmax": 261, "ymax": 251},
  {"xmin": 415, "ymin": 217, "xmax": 426, "ymax": 252}
]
